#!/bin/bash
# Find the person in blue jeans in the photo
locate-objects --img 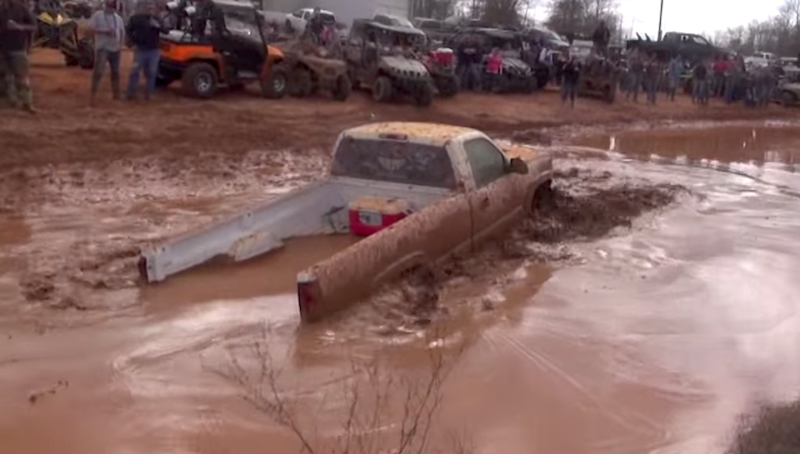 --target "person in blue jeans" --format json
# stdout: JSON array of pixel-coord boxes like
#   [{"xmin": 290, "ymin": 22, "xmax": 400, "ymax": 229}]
[
  {"xmin": 126, "ymin": 0, "xmax": 164, "ymax": 100},
  {"xmin": 666, "ymin": 55, "xmax": 682, "ymax": 101}
]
